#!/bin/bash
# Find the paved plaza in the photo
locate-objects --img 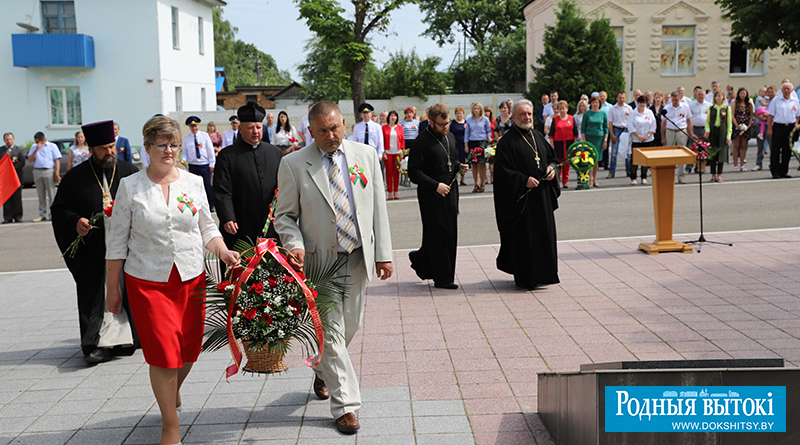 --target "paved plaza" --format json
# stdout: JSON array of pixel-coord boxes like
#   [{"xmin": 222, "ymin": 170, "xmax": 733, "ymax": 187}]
[{"xmin": 1, "ymin": 228, "xmax": 800, "ymax": 444}]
